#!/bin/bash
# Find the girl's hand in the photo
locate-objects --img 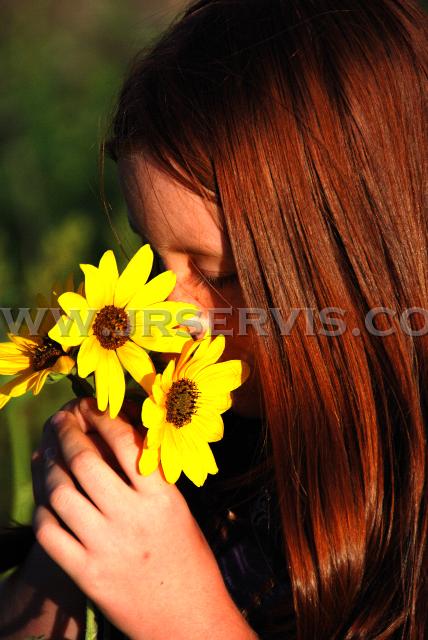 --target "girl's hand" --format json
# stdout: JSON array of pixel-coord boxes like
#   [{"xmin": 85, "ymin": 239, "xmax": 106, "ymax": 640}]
[{"xmin": 32, "ymin": 398, "xmax": 256, "ymax": 640}]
